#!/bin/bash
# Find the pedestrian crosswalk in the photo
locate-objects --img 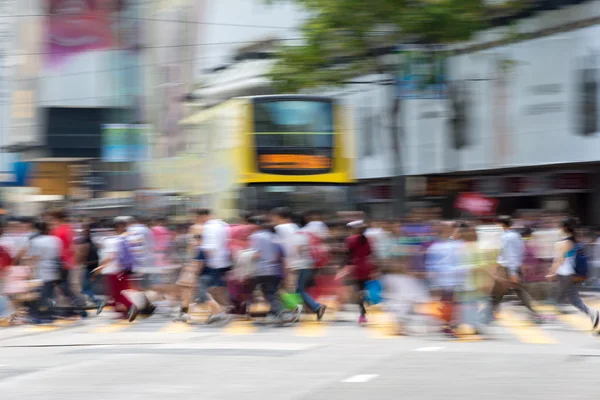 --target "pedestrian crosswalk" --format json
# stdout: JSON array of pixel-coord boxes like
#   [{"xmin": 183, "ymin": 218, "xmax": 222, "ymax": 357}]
[
  {"xmin": 496, "ymin": 310, "xmax": 559, "ymax": 344},
  {"xmin": 6, "ymin": 301, "xmax": 600, "ymax": 346}
]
